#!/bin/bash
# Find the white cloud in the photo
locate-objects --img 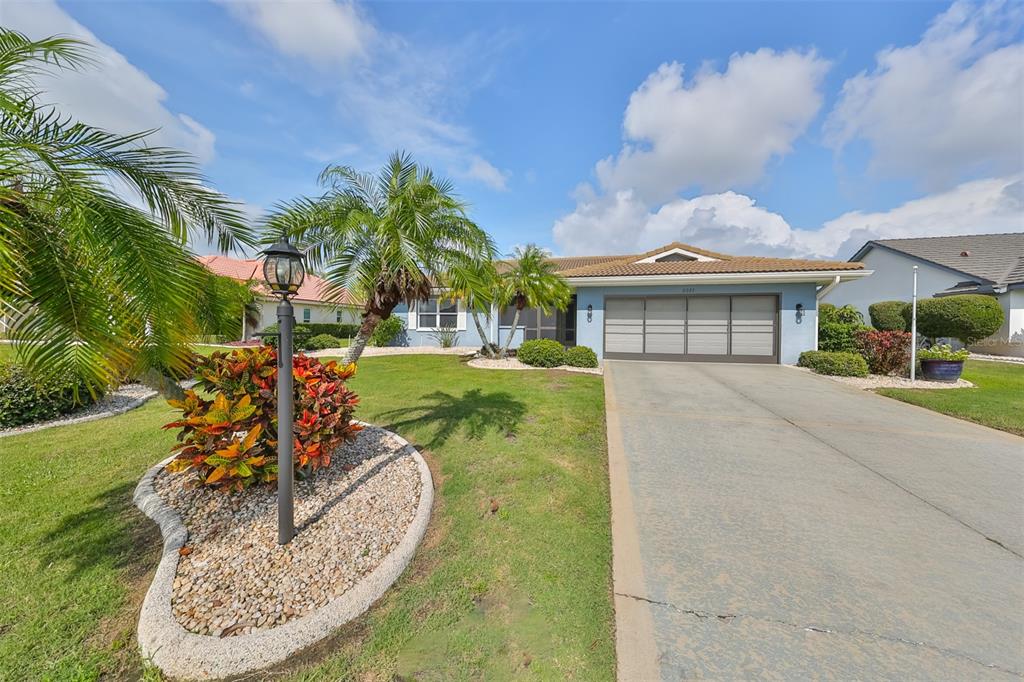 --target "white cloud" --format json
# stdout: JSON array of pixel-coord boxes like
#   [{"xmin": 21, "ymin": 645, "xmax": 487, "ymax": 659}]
[
  {"xmin": 595, "ymin": 50, "xmax": 830, "ymax": 201},
  {"xmin": 553, "ymin": 176, "xmax": 1023, "ymax": 259},
  {"xmin": 460, "ymin": 156, "xmax": 509, "ymax": 191},
  {"xmin": 220, "ymin": 0, "xmax": 375, "ymax": 67},
  {"xmin": 826, "ymin": 0, "xmax": 1024, "ymax": 188},
  {"xmin": 3, "ymin": 0, "xmax": 216, "ymax": 163}
]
